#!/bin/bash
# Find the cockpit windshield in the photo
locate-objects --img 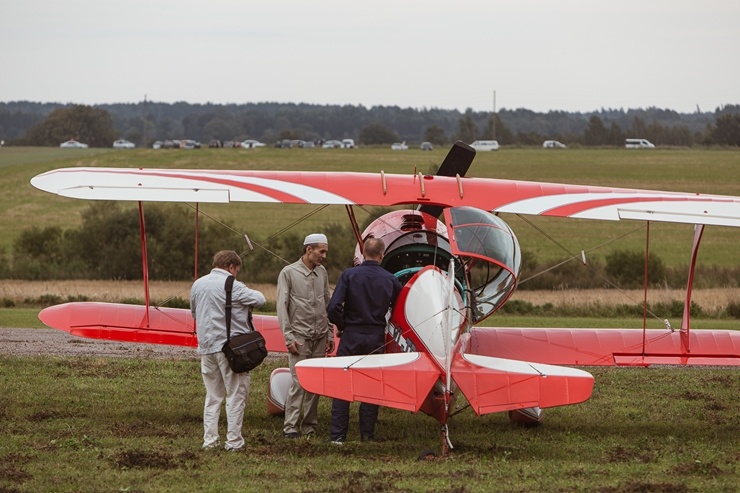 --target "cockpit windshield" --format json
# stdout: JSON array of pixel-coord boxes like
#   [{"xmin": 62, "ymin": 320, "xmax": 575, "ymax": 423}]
[{"xmin": 444, "ymin": 207, "xmax": 521, "ymax": 322}]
